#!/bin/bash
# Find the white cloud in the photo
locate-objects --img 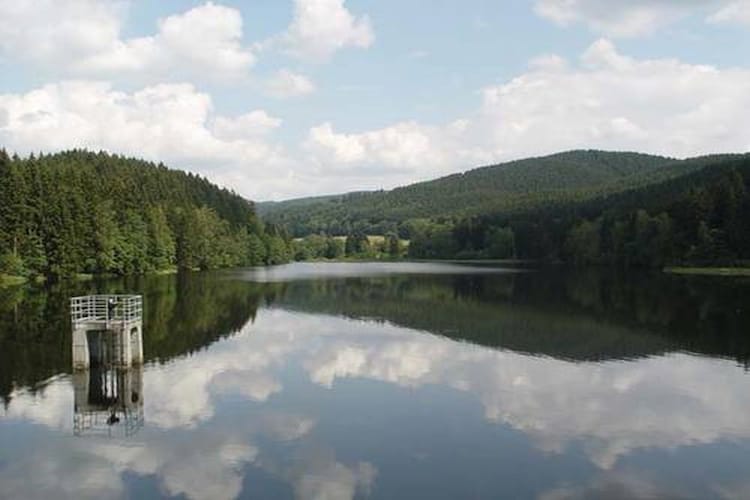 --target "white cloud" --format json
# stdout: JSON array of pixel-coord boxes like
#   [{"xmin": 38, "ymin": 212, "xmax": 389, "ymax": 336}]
[
  {"xmin": 280, "ymin": 0, "xmax": 374, "ymax": 62},
  {"xmin": 293, "ymin": 314, "xmax": 750, "ymax": 471},
  {"xmin": 533, "ymin": 0, "xmax": 741, "ymax": 36},
  {"xmin": 3, "ymin": 307, "xmax": 750, "ymax": 498},
  {"xmin": 0, "ymin": 0, "xmax": 123, "ymax": 64},
  {"xmin": 141, "ymin": 320, "xmax": 302, "ymax": 428},
  {"xmin": 0, "ymin": 81, "xmax": 290, "ymax": 199},
  {"xmin": 295, "ymin": 458, "xmax": 377, "ymax": 500},
  {"xmin": 0, "ymin": 1, "xmax": 255, "ymax": 83},
  {"xmin": 305, "ymin": 120, "xmax": 490, "ymax": 177},
  {"xmin": 471, "ymin": 39, "xmax": 750, "ymax": 160},
  {"xmin": 213, "ymin": 110, "xmax": 282, "ymax": 139},
  {"xmin": 265, "ymin": 69, "xmax": 316, "ymax": 98},
  {"xmin": 305, "ymin": 39, "xmax": 750, "ymax": 187},
  {"xmin": 306, "ymin": 121, "xmax": 429, "ymax": 169},
  {"xmin": 212, "ymin": 371, "xmax": 282, "ymax": 402},
  {"xmin": 154, "ymin": 441, "xmax": 258, "ymax": 500},
  {"xmin": 709, "ymin": 0, "xmax": 750, "ymax": 25},
  {"xmin": 3, "ymin": 376, "xmax": 72, "ymax": 431}
]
